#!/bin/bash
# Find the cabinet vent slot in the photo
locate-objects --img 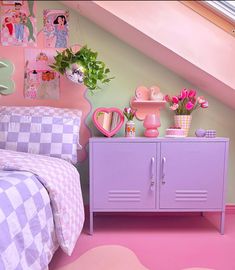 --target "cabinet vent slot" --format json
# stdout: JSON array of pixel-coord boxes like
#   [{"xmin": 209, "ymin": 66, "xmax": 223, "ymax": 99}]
[
  {"xmin": 175, "ymin": 190, "xmax": 208, "ymax": 202},
  {"xmin": 108, "ymin": 190, "xmax": 141, "ymax": 202}
]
